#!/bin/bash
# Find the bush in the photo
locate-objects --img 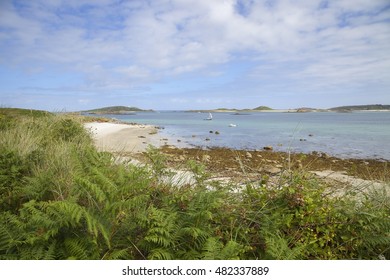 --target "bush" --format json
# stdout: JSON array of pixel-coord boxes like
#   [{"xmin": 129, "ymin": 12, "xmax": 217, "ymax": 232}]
[
  {"xmin": 52, "ymin": 118, "xmax": 87, "ymax": 142},
  {"xmin": 0, "ymin": 114, "xmax": 388, "ymax": 260}
]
